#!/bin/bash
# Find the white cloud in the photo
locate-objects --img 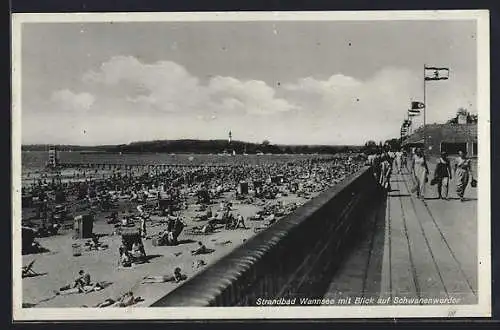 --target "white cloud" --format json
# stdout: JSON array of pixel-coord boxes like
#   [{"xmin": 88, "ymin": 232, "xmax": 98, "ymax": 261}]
[
  {"xmin": 81, "ymin": 56, "xmax": 296, "ymax": 116},
  {"xmin": 273, "ymin": 68, "xmax": 425, "ymax": 143},
  {"xmin": 208, "ymin": 76, "xmax": 298, "ymax": 115},
  {"xmin": 31, "ymin": 58, "xmax": 473, "ymax": 145},
  {"xmin": 196, "ymin": 114, "xmax": 218, "ymax": 121},
  {"xmin": 50, "ymin": 89, "xmax": 95, "ymax": 111},
  {"xmin": 284, "ymin": 74, "xmax": 361, "ymax": 93},
  {"xmin": 287, "ymin": 68, "xmax": 418, "ymax": 118}
]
